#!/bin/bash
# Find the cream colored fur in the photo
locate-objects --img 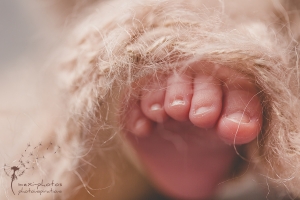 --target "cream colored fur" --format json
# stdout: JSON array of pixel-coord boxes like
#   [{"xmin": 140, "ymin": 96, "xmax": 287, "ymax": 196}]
[{"xmin": 1, "ymin": 0, "xmax": 300, "ymax": 199}]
